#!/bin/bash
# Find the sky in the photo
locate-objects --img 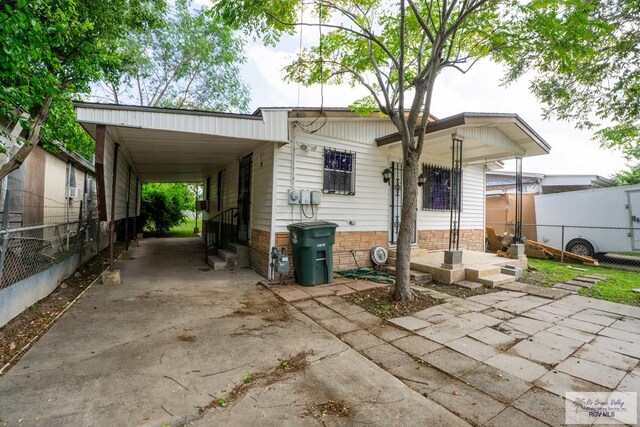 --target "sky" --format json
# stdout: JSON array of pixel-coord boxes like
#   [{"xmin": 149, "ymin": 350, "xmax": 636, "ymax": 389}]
[{"xmin": 237, "ymin": 34, "xmax": 628, "ymax": 177}]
